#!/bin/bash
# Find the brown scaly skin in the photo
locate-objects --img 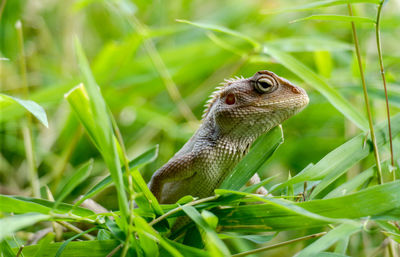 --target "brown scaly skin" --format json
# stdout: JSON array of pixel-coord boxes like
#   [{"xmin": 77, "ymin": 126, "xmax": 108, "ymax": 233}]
[{"xmin": 149, "ymin": 70, "xmax": 309, "ymax": 204}]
